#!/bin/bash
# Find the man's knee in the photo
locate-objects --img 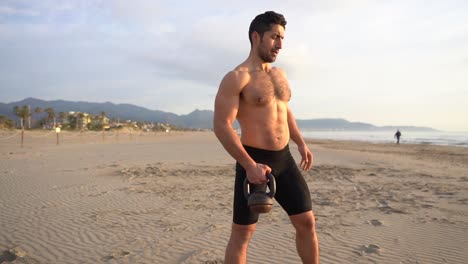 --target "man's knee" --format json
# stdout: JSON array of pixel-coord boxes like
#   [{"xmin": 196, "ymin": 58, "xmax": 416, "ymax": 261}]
[
  {"xmin": 230, "ymin": 223, "xmax": 256, "ymax": 244},
  {"xmin": 290, "ymin": 211, "xmax": 316, "ymax": 233}
]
